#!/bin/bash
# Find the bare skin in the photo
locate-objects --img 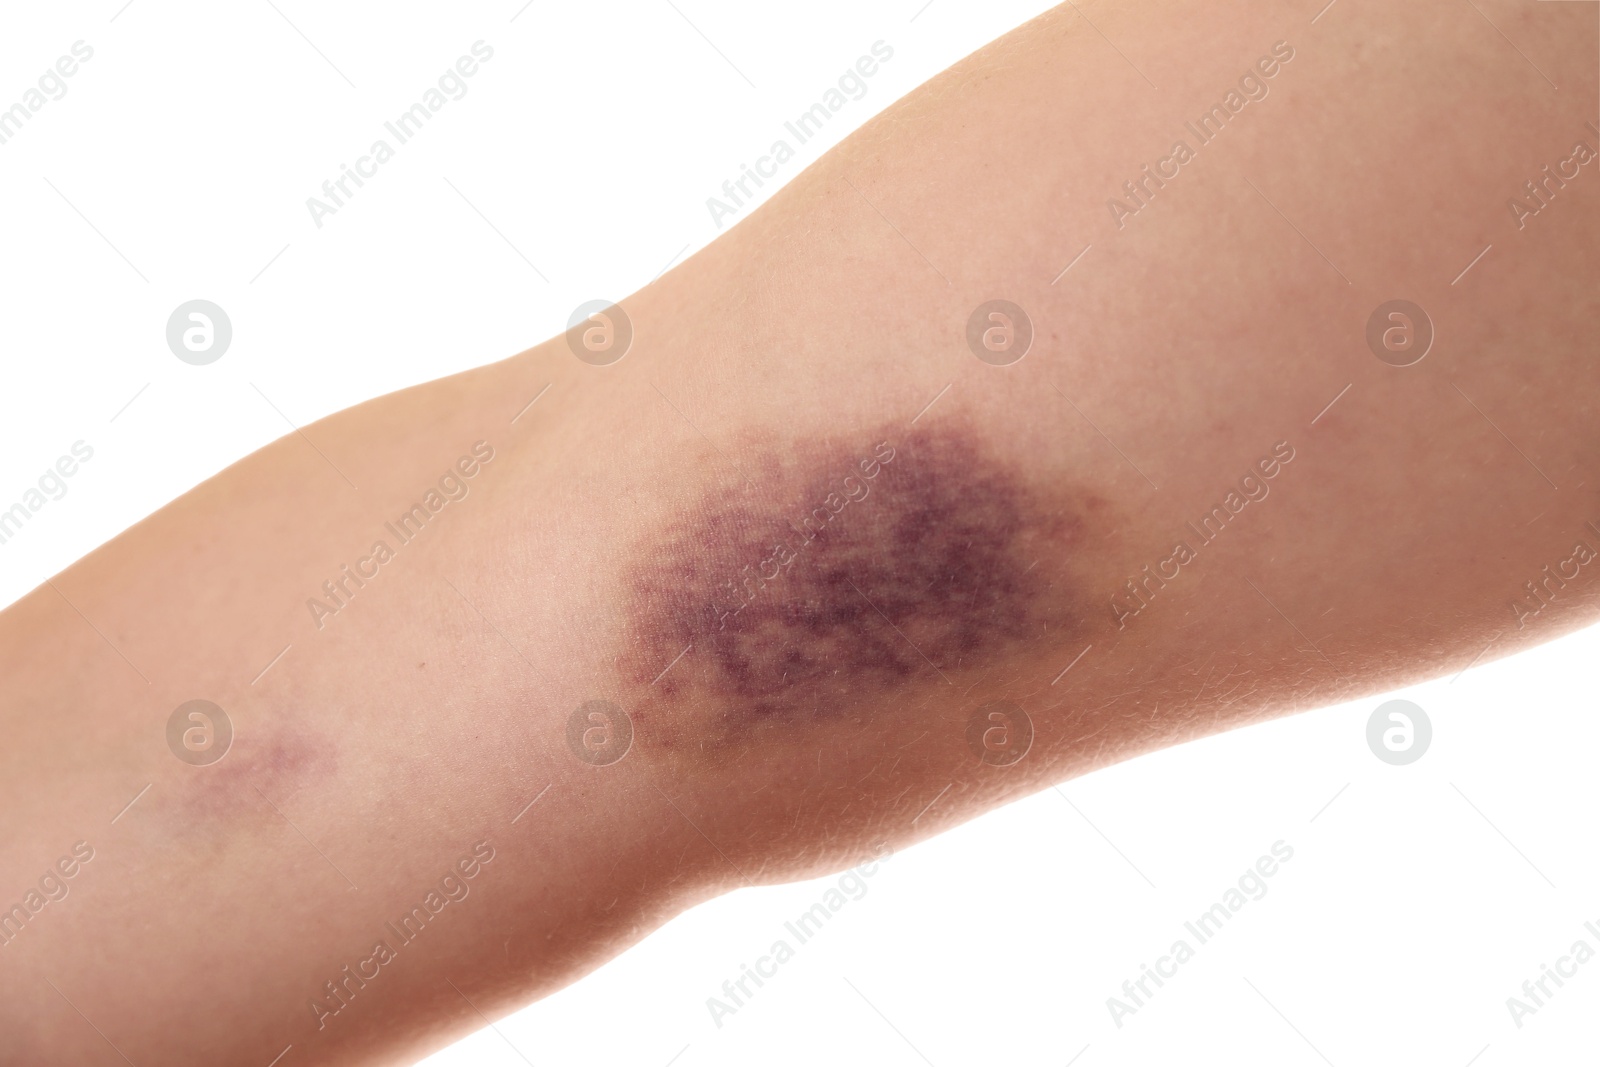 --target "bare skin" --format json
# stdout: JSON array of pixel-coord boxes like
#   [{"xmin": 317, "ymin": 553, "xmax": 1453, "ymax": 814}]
[{"xmin": 2, "ymin": 1, "xmax": 1597, "ymax": 1063}]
